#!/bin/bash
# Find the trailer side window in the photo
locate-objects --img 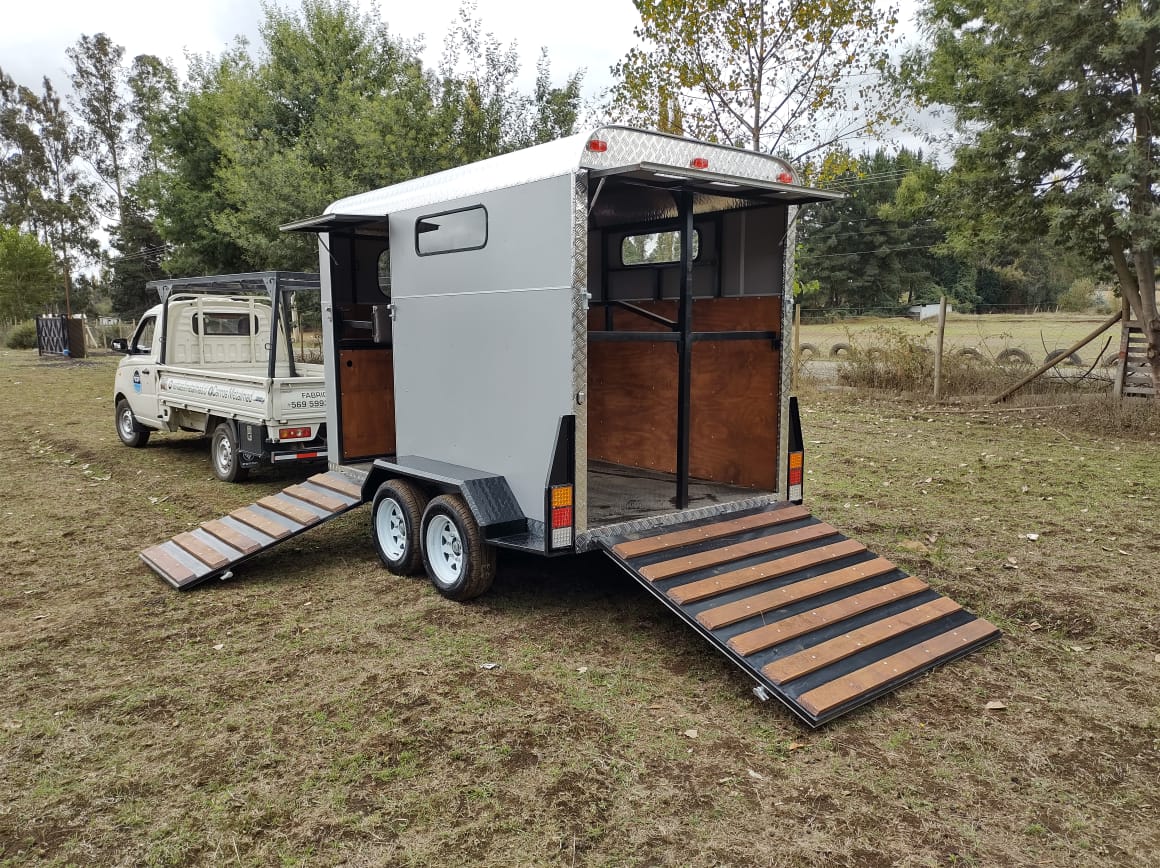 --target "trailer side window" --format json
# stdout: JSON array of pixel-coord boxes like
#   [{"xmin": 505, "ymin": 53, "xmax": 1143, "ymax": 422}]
[
  {"xmin": 415, "ymin": 205, "xmax": 487, "ymax": 255},
  {"xmin": 621, "ymin": 230, "xmax": 700, "ymax": 266},
  {"xmin": 193, "ymin": 313, "xmax": 257, "ymax": 336}
]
